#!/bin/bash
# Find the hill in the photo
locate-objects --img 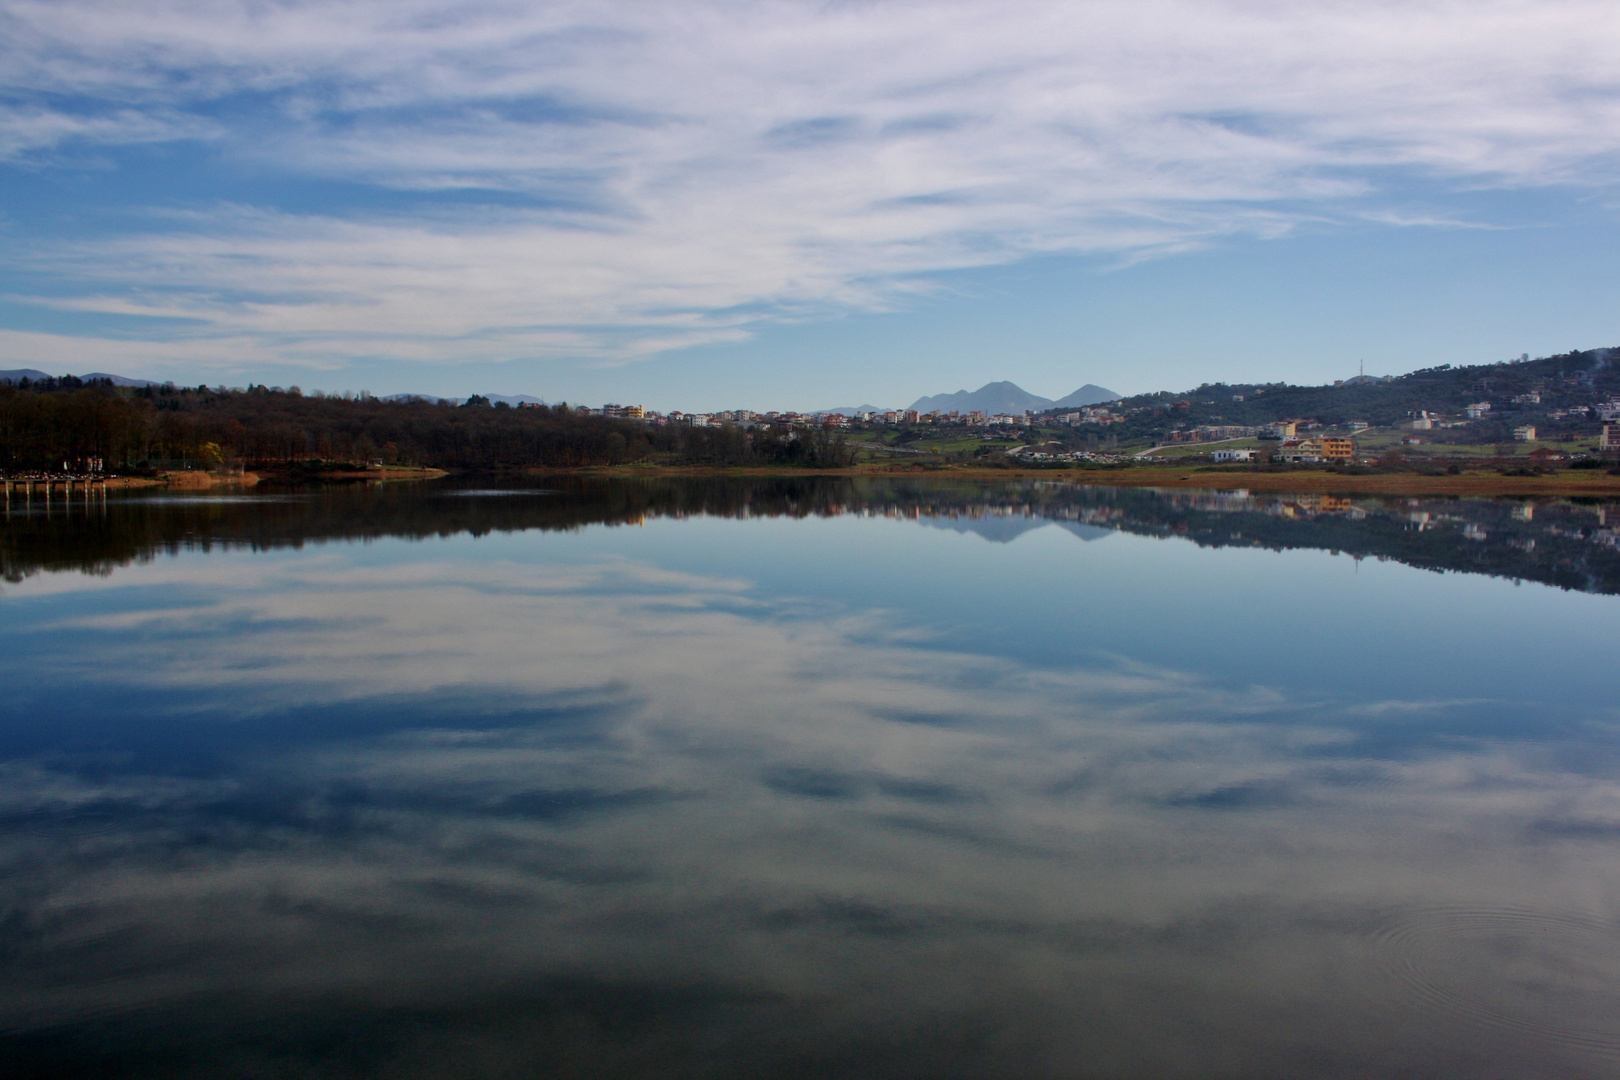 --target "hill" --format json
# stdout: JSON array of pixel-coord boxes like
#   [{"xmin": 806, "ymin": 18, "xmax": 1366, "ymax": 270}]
[
  {"xmin": 908, "ymin": 380, "xmax": 1119, "ymax": 415},
  {"xmin": 1, "ymin": 368, "xmax": 157, "ymax": 387},
  {"xmin": 1053, "ymin": 384, "xmax": 1123, "ymax": 408},
  {"xmin": 1062, "ymin": 348, "xmax": 1620, "ymax": 448}
]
